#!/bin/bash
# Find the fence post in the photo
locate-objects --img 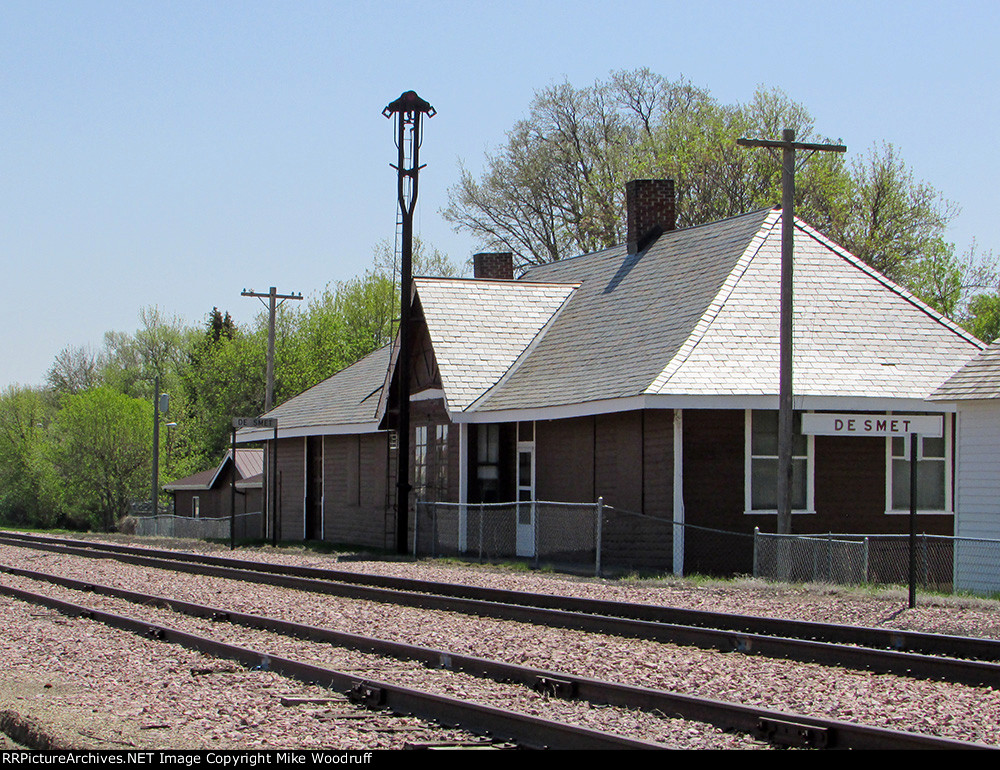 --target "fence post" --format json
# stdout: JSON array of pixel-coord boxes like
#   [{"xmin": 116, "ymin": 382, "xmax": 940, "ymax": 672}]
[
  {"xmin": 863, "ymin": 537, "xmax": 870, "ymax": 583},
  {"xmin": 595, "ymin": 497, "xmax": 604, "ymax": 578},
  {"xmin": 532, "ymin": 500, "xmax": 539, "ymax": 569},
  {"xmin": 413, "ymin": 501, "xmax": 419, "ymax": 558},
  {"xmin": 827, "ymin": 532, "xmax": 833, "ymax": 582},
  {"xmin": 753, "ymin": 527, "xmax": 759, "ymax": 577},
  {"xmin": 431, "ymin": 503, "xmax": 437, "ymax": 559},
  {"xmin": 478, "ymin": 503, "xmax": 484, "ymax": 563}
]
